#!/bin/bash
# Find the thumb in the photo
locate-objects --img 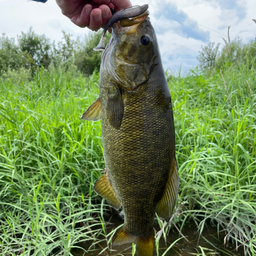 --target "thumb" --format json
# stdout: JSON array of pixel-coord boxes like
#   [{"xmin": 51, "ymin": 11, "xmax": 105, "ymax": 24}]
[{"xmin": 111, "ymin": 0, "xmax": 132, "ymax": 11}]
